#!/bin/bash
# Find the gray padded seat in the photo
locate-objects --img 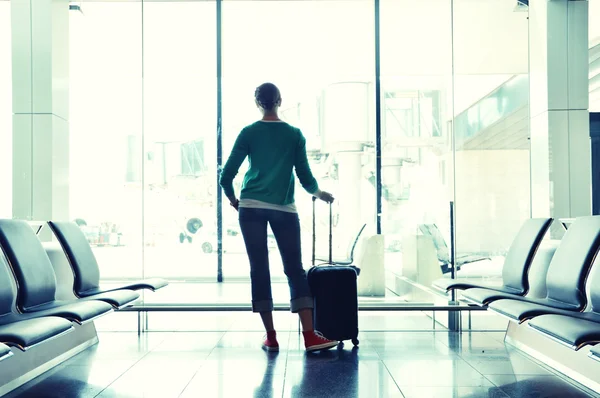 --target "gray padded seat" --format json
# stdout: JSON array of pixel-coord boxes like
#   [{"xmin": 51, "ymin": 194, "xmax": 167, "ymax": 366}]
[
  {"xmin": 0, "ymin": 220, "xmax": 114, "ymax": 324},
  {"xmin": 48, "ymin": 221, "xmax": 168, "ymax": 297},
  {"xmin": 0, "ymin": 317, "xmax": 74, "ymax": 351},
  {"xmin": 433, "ymin": 218, "xmax": 553, "ymax": 294},
  {"xmin": 0, "ymin": 252, "xmax": 74, "ymax": 350},
  {"xmin": 526, "ymin": 257, "xmax": 600, "ymax": 349},
  {"xmin": 590, "ymin": 346, "xmax": 600, "ymax": 362},
  {"xmin": 0, "ymin": 343, "xmax": 11, "ymax": 362},
  {"xmin": 462, "ymin": 216, "xmax": 600, "ymax": 307},
  {"xmin": 527, "ymin": 313, "xmax": 600, "ymax": 349},
  {"xmin": 461, "ymin": 288, "xmax": 527, "ymax": 307},
  {"xmin": 460, "ymin": 239, "xmax": 558, "ymax": 306},
  {"xmin": 488, "ymin": 216, "xmax": 600, "ymax": 323}
]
